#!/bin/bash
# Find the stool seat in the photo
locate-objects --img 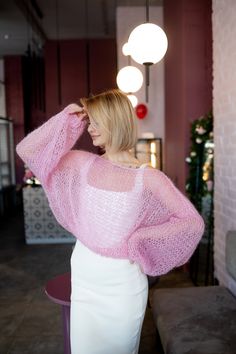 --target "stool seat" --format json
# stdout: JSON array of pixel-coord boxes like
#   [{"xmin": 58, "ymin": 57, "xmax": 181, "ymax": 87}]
[{"xmin": 45, "ymin": 272, "xmax": 71, "ymax": 306}]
